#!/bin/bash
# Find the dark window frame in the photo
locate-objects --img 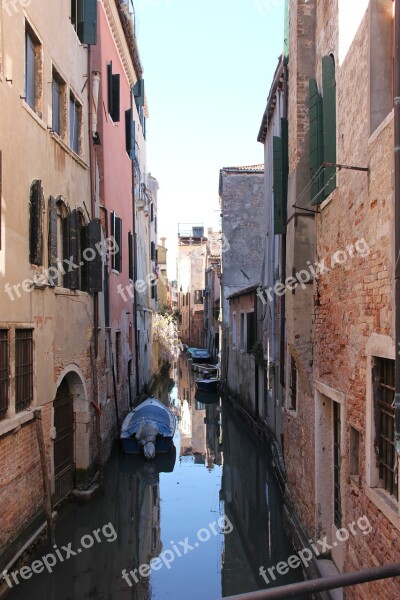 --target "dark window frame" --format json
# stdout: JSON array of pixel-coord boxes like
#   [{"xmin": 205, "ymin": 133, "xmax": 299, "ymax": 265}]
[
  {"xmin": 0, "ymin": 330, "xmax": 9, "ymax": 420},
  {"xmin": 15, "ymin": 329, "xmax": 34, "ymax": 413}
]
